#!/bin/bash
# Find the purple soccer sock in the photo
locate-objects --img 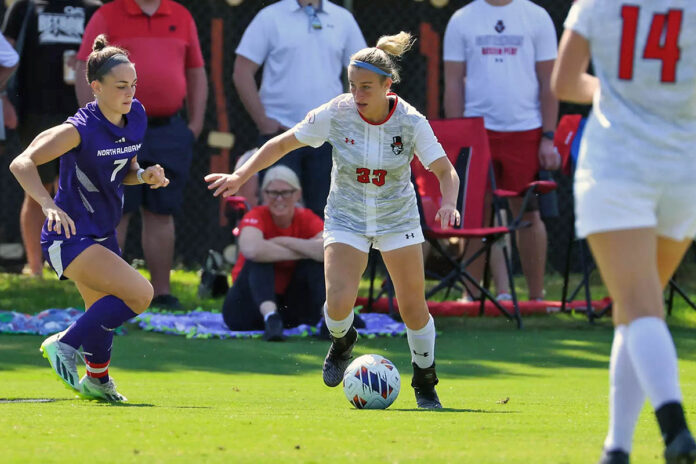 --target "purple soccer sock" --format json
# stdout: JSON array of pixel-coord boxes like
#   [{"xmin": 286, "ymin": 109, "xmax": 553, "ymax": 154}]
[
  {"xmin": 83, "ymin": 331, "xmax": 114, "ymax": 384},
  {"xmin": 60, "ymin": 295, "xmax": 137, "ymax": 351}
]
